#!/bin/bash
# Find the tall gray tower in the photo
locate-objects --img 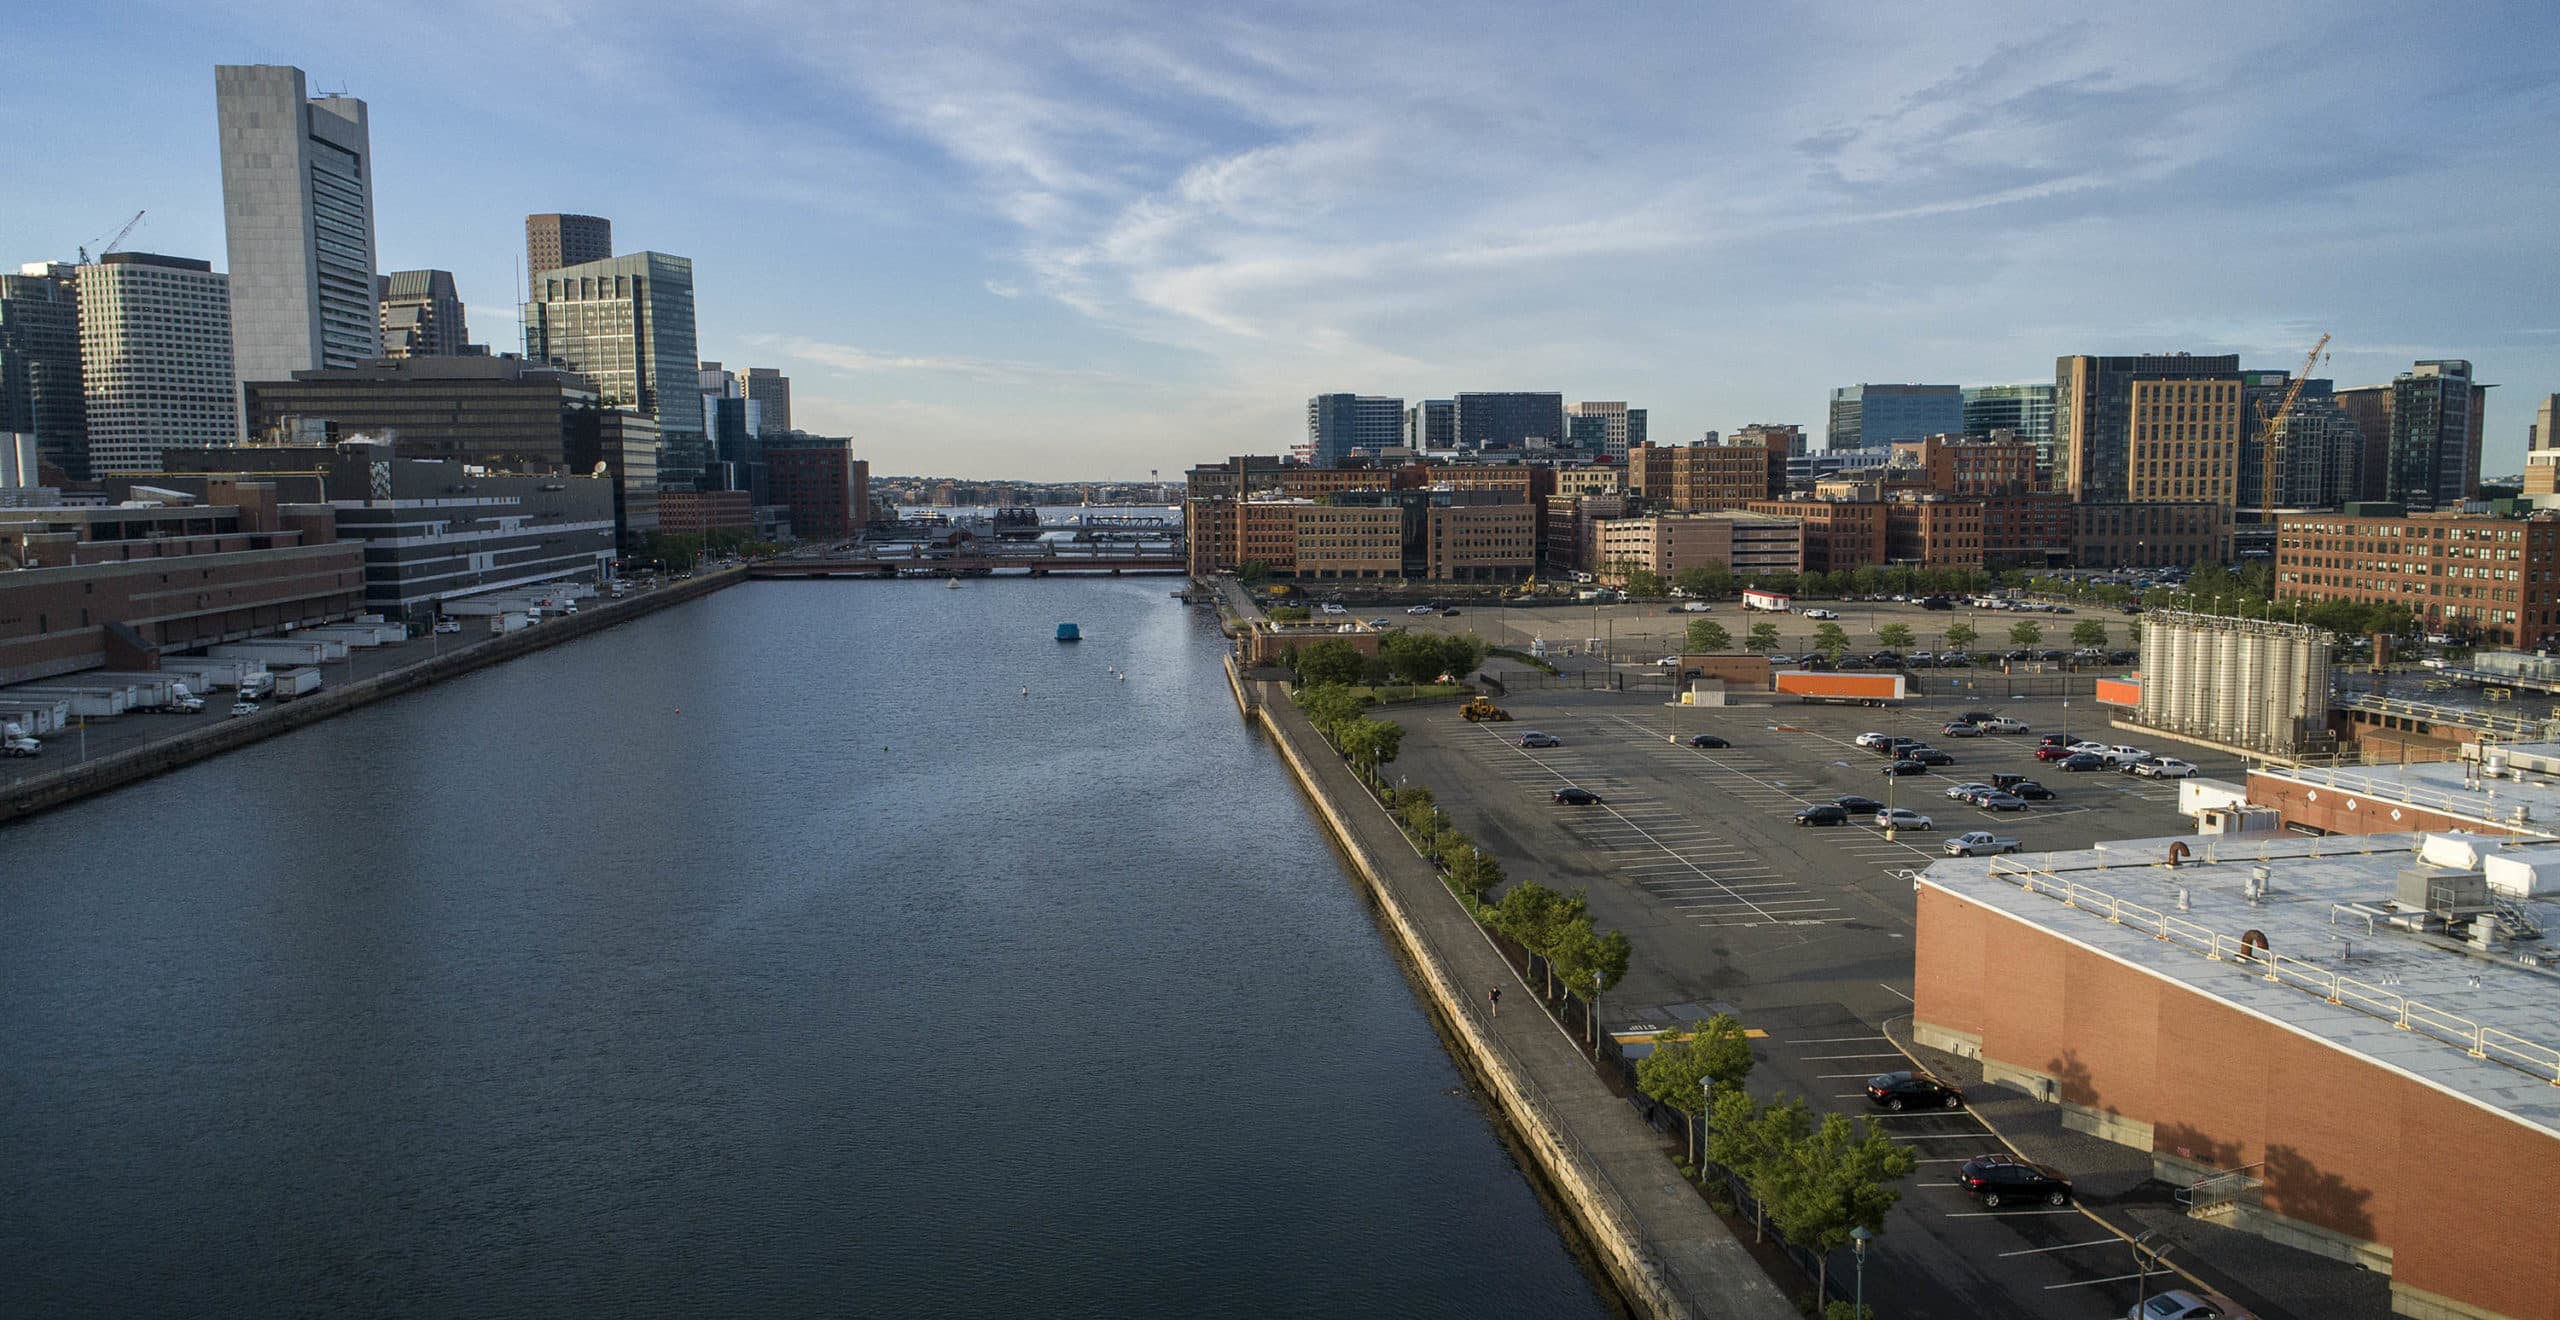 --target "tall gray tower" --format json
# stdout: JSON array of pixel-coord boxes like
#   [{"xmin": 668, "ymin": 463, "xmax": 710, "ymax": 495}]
[{"xmin": 215, "ymin": 64, "xmax": 380, "ymax": 432}]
